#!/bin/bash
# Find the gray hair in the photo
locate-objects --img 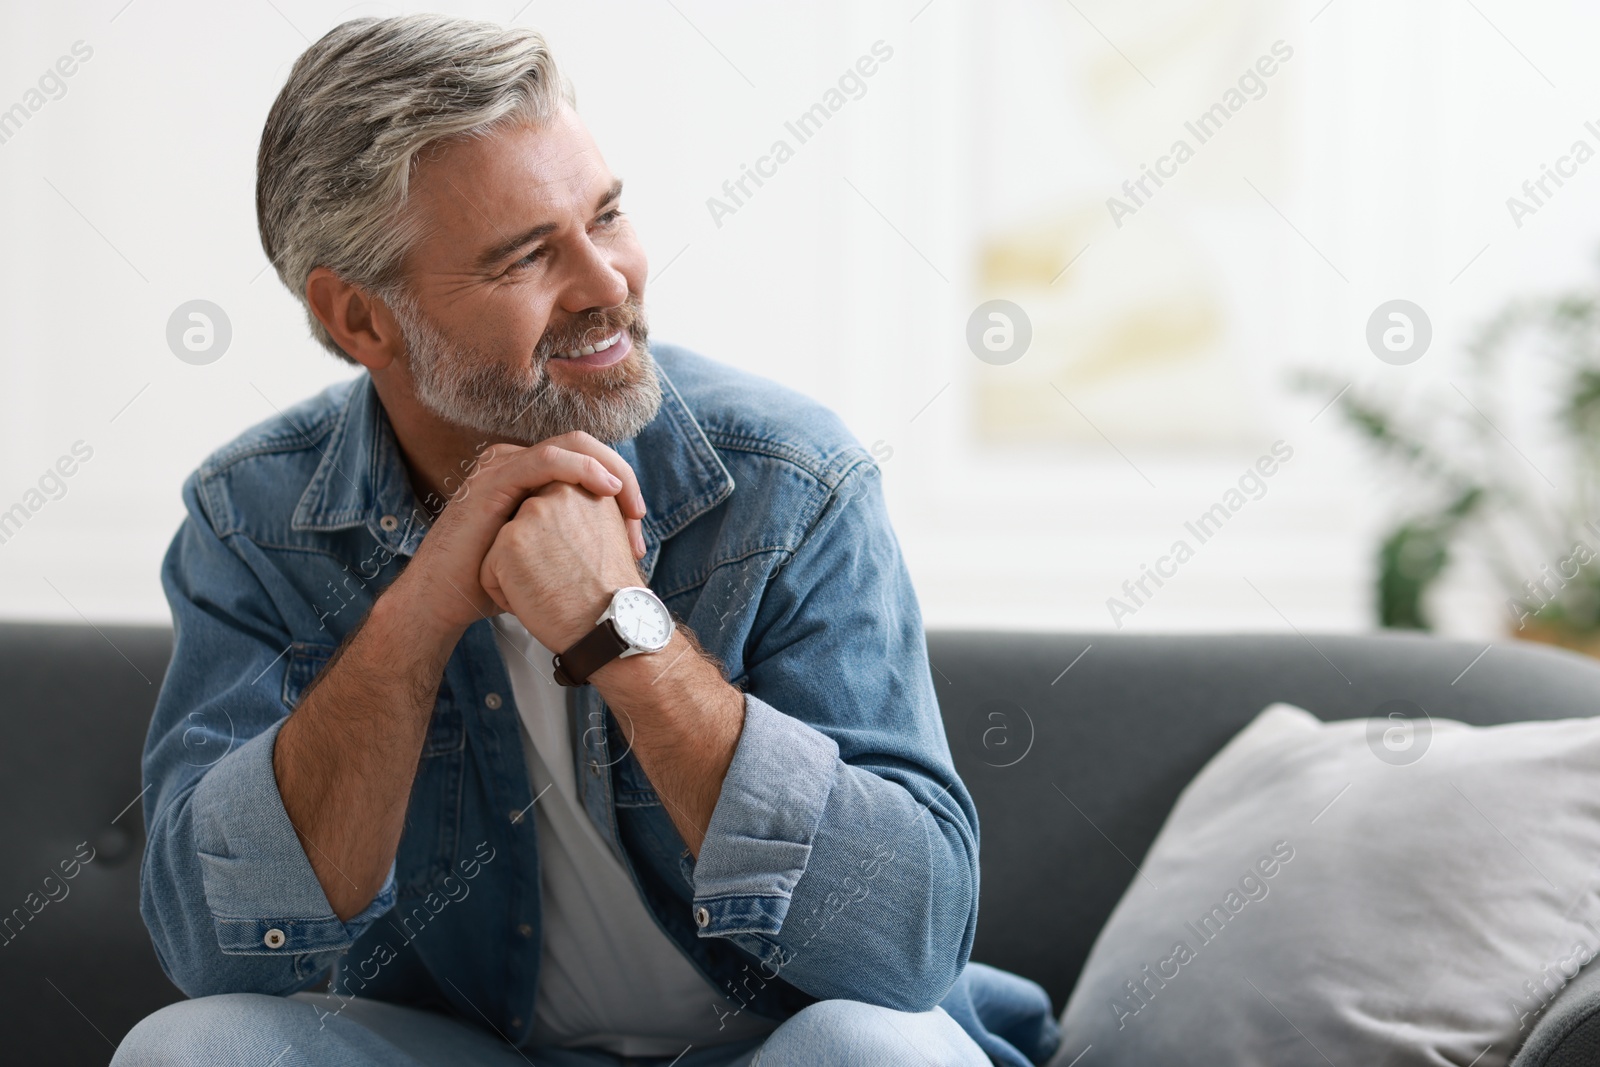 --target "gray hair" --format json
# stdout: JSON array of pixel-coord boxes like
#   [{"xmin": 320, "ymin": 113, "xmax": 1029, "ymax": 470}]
[{"xmin": 256, "ymin": 15, "xmax": 575, "ymax": 363}]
